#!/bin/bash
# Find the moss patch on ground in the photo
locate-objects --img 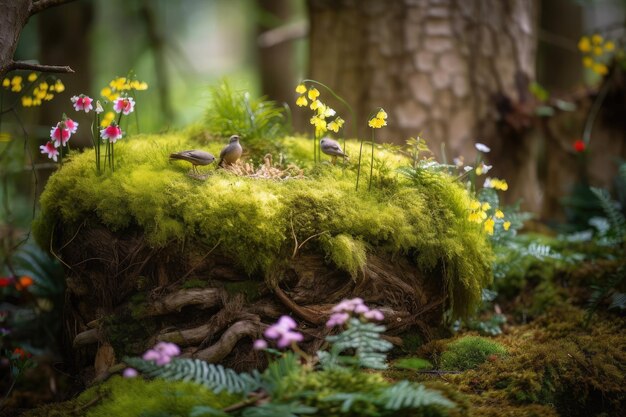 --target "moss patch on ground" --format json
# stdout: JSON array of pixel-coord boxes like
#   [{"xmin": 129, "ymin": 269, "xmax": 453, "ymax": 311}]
[{"xmin": 34, "ymin": 133, "xmax": 492, "ymax": 318}]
